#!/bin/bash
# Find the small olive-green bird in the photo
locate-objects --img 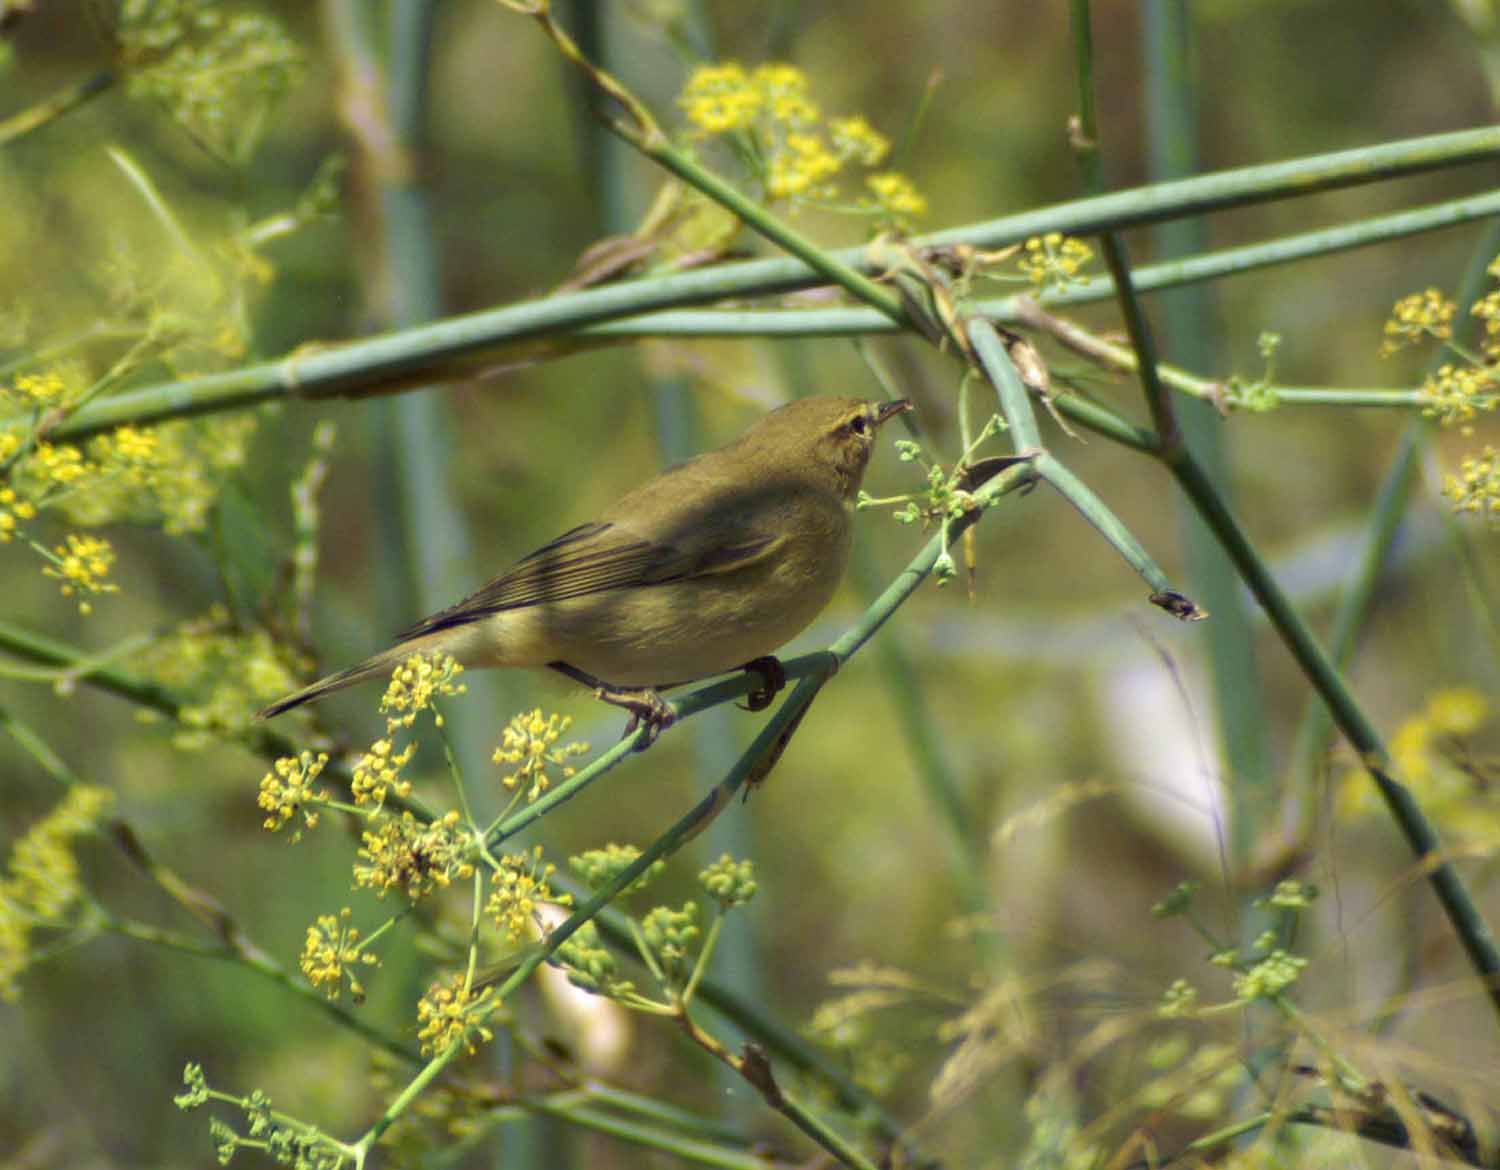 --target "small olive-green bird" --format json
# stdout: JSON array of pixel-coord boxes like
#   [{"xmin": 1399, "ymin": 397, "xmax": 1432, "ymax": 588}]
[{"xmin": 257, "ymin": 395, "xmax": 912, "ymax": 734}]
